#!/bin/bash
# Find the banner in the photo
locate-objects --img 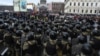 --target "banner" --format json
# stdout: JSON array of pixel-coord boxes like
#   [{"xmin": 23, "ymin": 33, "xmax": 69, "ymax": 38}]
[
  {"xmin": 20, "ymin": 0, "xmax": 27, "ymax": 12},
  {"xmin": 13, "ymin": 0, "xmax": 27, "ymax": 12},
  {"xmin": 14, "ymin": 0, "xmax": 20, "ymax": 12}
]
